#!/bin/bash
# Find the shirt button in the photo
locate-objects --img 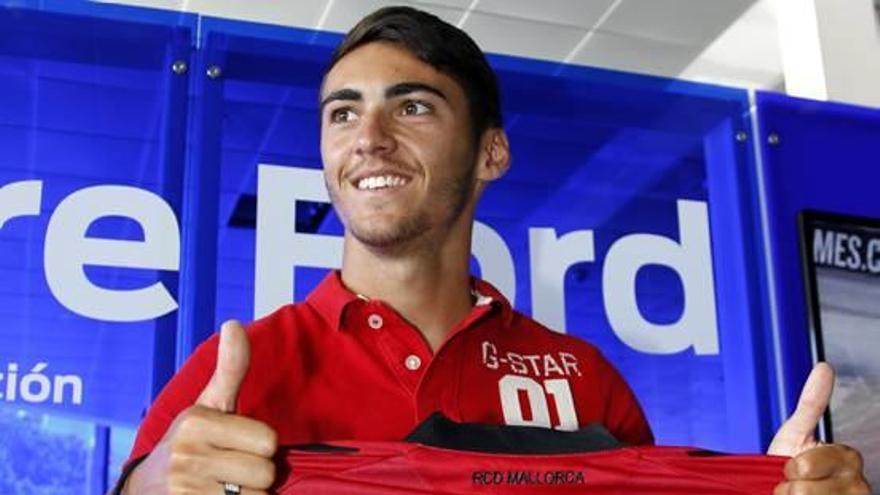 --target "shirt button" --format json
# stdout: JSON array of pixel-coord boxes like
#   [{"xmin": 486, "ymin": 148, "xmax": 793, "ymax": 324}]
[
  {"xmin": 367, "ymin": 313, "xmax": 383, "ymax": 329},
  {"xmin": 404, "ymin": 355, "xmax": 422, "ymax": 371}
]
